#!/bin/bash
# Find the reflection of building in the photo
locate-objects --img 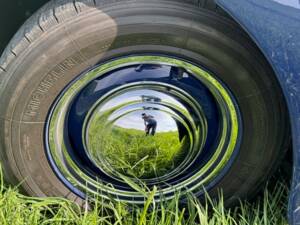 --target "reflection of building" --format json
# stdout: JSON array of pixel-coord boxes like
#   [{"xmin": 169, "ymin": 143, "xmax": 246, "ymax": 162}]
[
  {"xmin": 142, "ymin": 106, "xmax": 160, "ymax": 111},
  {"xmin": 141, "ymin": 95, "xmax": 161, "ymax": 103}
]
